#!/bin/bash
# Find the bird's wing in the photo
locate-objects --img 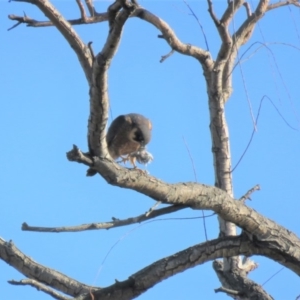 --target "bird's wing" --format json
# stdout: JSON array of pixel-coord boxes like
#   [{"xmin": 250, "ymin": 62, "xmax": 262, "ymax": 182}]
[{"xmin": 106, "ymin": 114, "xmax": 132, "ymax": 146}]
